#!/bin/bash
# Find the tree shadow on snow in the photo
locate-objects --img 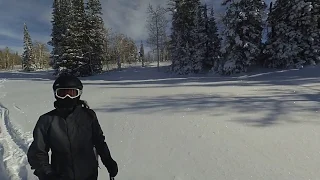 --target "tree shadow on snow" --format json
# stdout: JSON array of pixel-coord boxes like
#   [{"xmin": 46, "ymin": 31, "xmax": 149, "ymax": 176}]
[
  {"xmin": 1, "ymin": 64, "xmax": 319, "ymax": 89},
  {"xmin": 0, "ymin": 70, "xmax": 56, "ymax": 81},
  {"xmin": 88, "ymin": 65, "xmax": 320, "ymax": 127},
  {"xmin": 94, "ymin": 90, "xmax": 320, "ymax": 127},
  {"xmin": 81, "ymin": 65, "xmax": 320, "ymax": 89}
]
